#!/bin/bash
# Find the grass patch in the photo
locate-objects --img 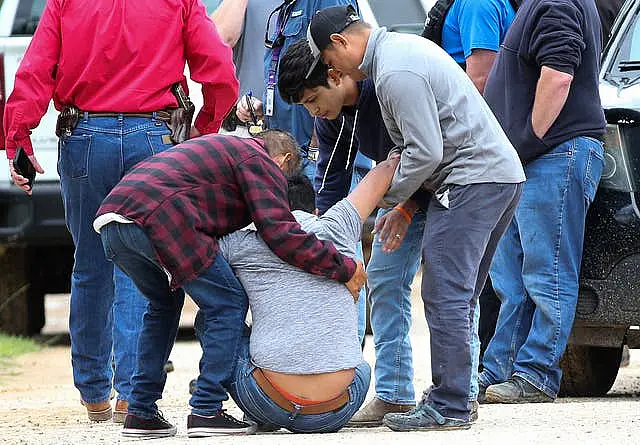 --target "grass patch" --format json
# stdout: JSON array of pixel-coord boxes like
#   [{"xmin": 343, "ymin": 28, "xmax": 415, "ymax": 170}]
[{"xmin": 0, "ymin": 333, "xmax": 41, "ymax": 360}]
